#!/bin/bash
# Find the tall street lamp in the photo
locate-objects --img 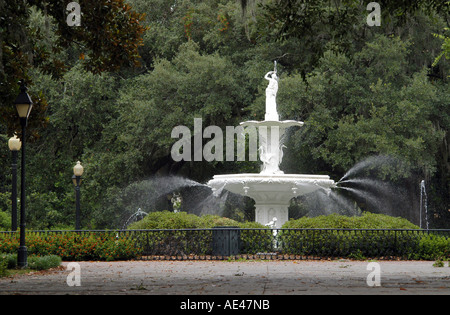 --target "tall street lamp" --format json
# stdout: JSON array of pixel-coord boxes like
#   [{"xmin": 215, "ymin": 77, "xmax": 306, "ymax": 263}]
[
  {"xmin": 8, "ymin": 135, "xmax": 21, "ymax": 232},
  {"xmin": 14, "ymin": 80, "xmax": 33, "ymax": 268},
  {"xmin": 73, "ymin": 161, "xmax": 84, "ymax": 230}
]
